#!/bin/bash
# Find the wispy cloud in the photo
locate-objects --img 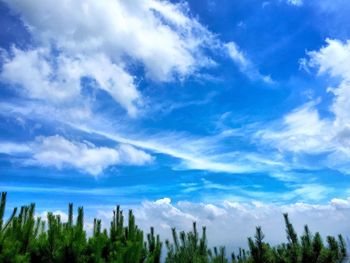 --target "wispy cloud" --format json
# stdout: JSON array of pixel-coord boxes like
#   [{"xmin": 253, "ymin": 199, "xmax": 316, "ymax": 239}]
[
  {"xmin": 225, "ymin": 42, "xmax": 274, "ymax": 83},
  {"xmin": 286, "ymin": 0, "xmax": 303, "ymax": 6},
  {"xmin": 180, "ymin": 178, "xmax": 334, "ymax": 203},
  {"xmin": 0, "ymin": 184, "xmax": 159, "ymax": 197},
  {"xmin": 0, "ymin": 99, "xmax": 290, "ymax": 176},
  {"xmin": 72, "ymin": 122, "xmax": 289, "ymax": 175}
]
